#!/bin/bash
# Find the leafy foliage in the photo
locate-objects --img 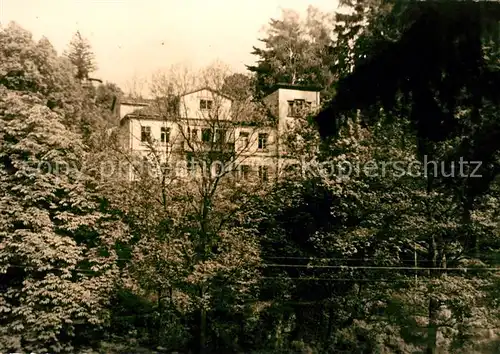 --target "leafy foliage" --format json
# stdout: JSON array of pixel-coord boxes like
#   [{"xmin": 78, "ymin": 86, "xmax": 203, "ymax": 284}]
[
  {"xmin": 2, "ymin": 3, "xmax": 500, "ymax": 353},
  {"xmin": 247, "ymin": 6, "xmax": 335, "ymax": 99},
  {"xmin": 0, "ymin": 88, "xmax": 127, "ymax": 352},
  {"xmin": 0, "ymin": 22, "xmax": 127, "ymax": 353}
]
